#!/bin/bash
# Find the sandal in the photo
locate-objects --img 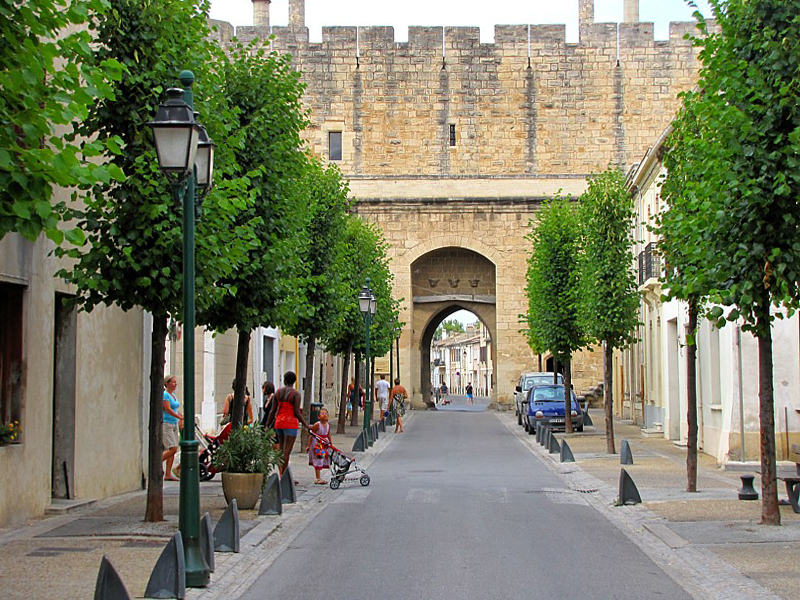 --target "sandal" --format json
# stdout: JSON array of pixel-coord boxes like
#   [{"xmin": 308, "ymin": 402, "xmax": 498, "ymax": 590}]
[{"xmin": 314, "ymin": 479, "xmax": 327, "ymax": 485}]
